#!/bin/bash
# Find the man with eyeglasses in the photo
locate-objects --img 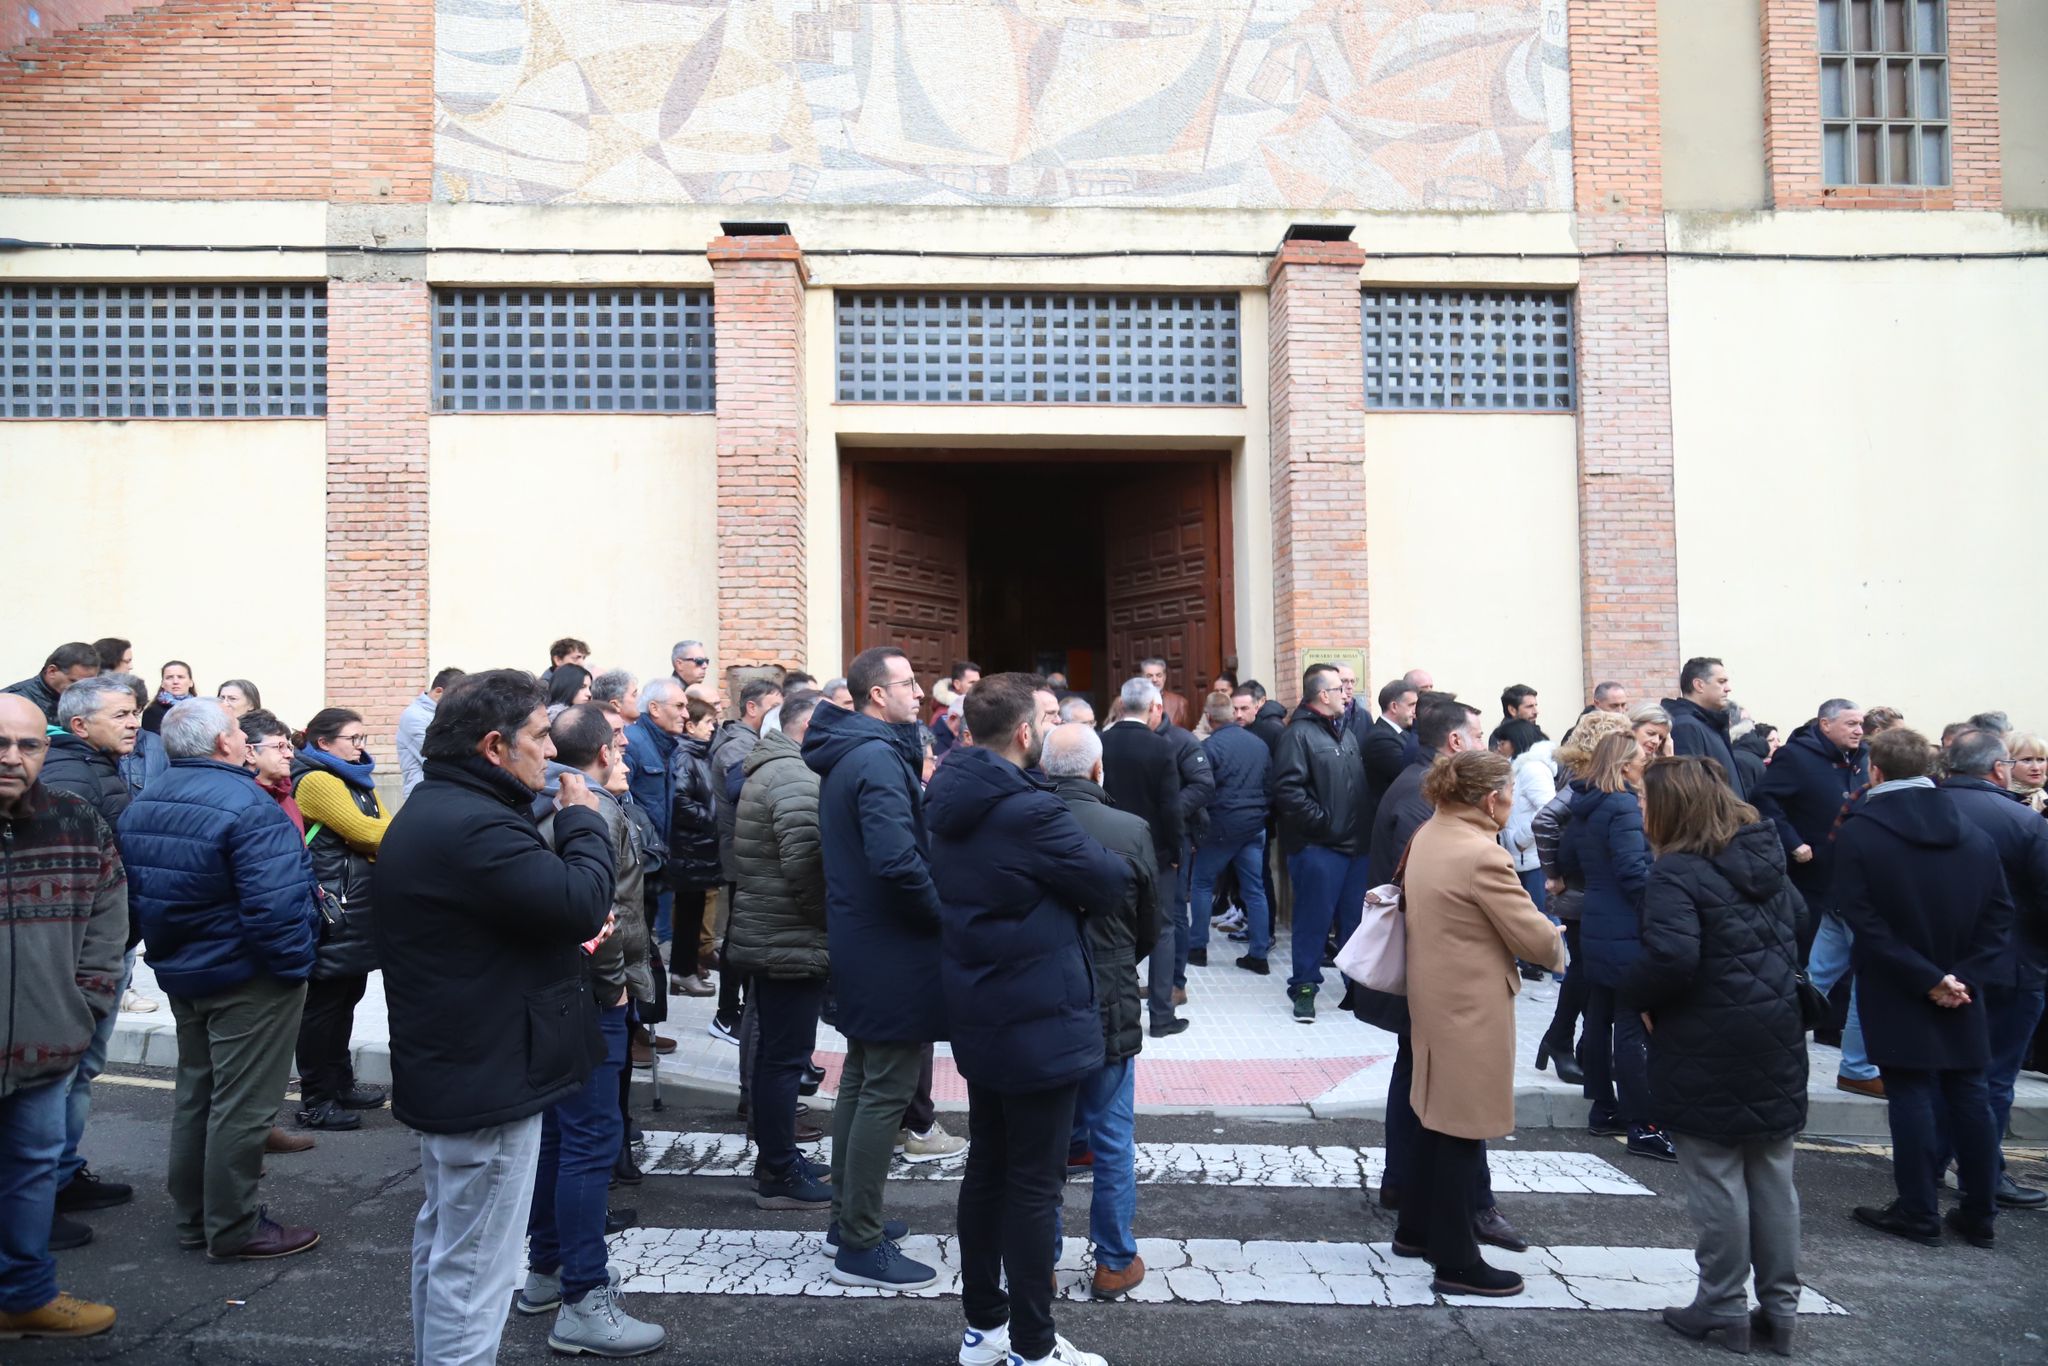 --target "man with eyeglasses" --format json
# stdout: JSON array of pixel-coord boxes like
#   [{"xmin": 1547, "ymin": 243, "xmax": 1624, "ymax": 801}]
[
  {"xmin": 671, "ymin": 640, "xmax": 711, "ymax": 693},
  {"xmin": 0, "ymin": 694, "xmax": 125, "ymax": 1340},
  {"xmin": 37, "ymin": 678, "xmax": 144, "ymax": 1247}
]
